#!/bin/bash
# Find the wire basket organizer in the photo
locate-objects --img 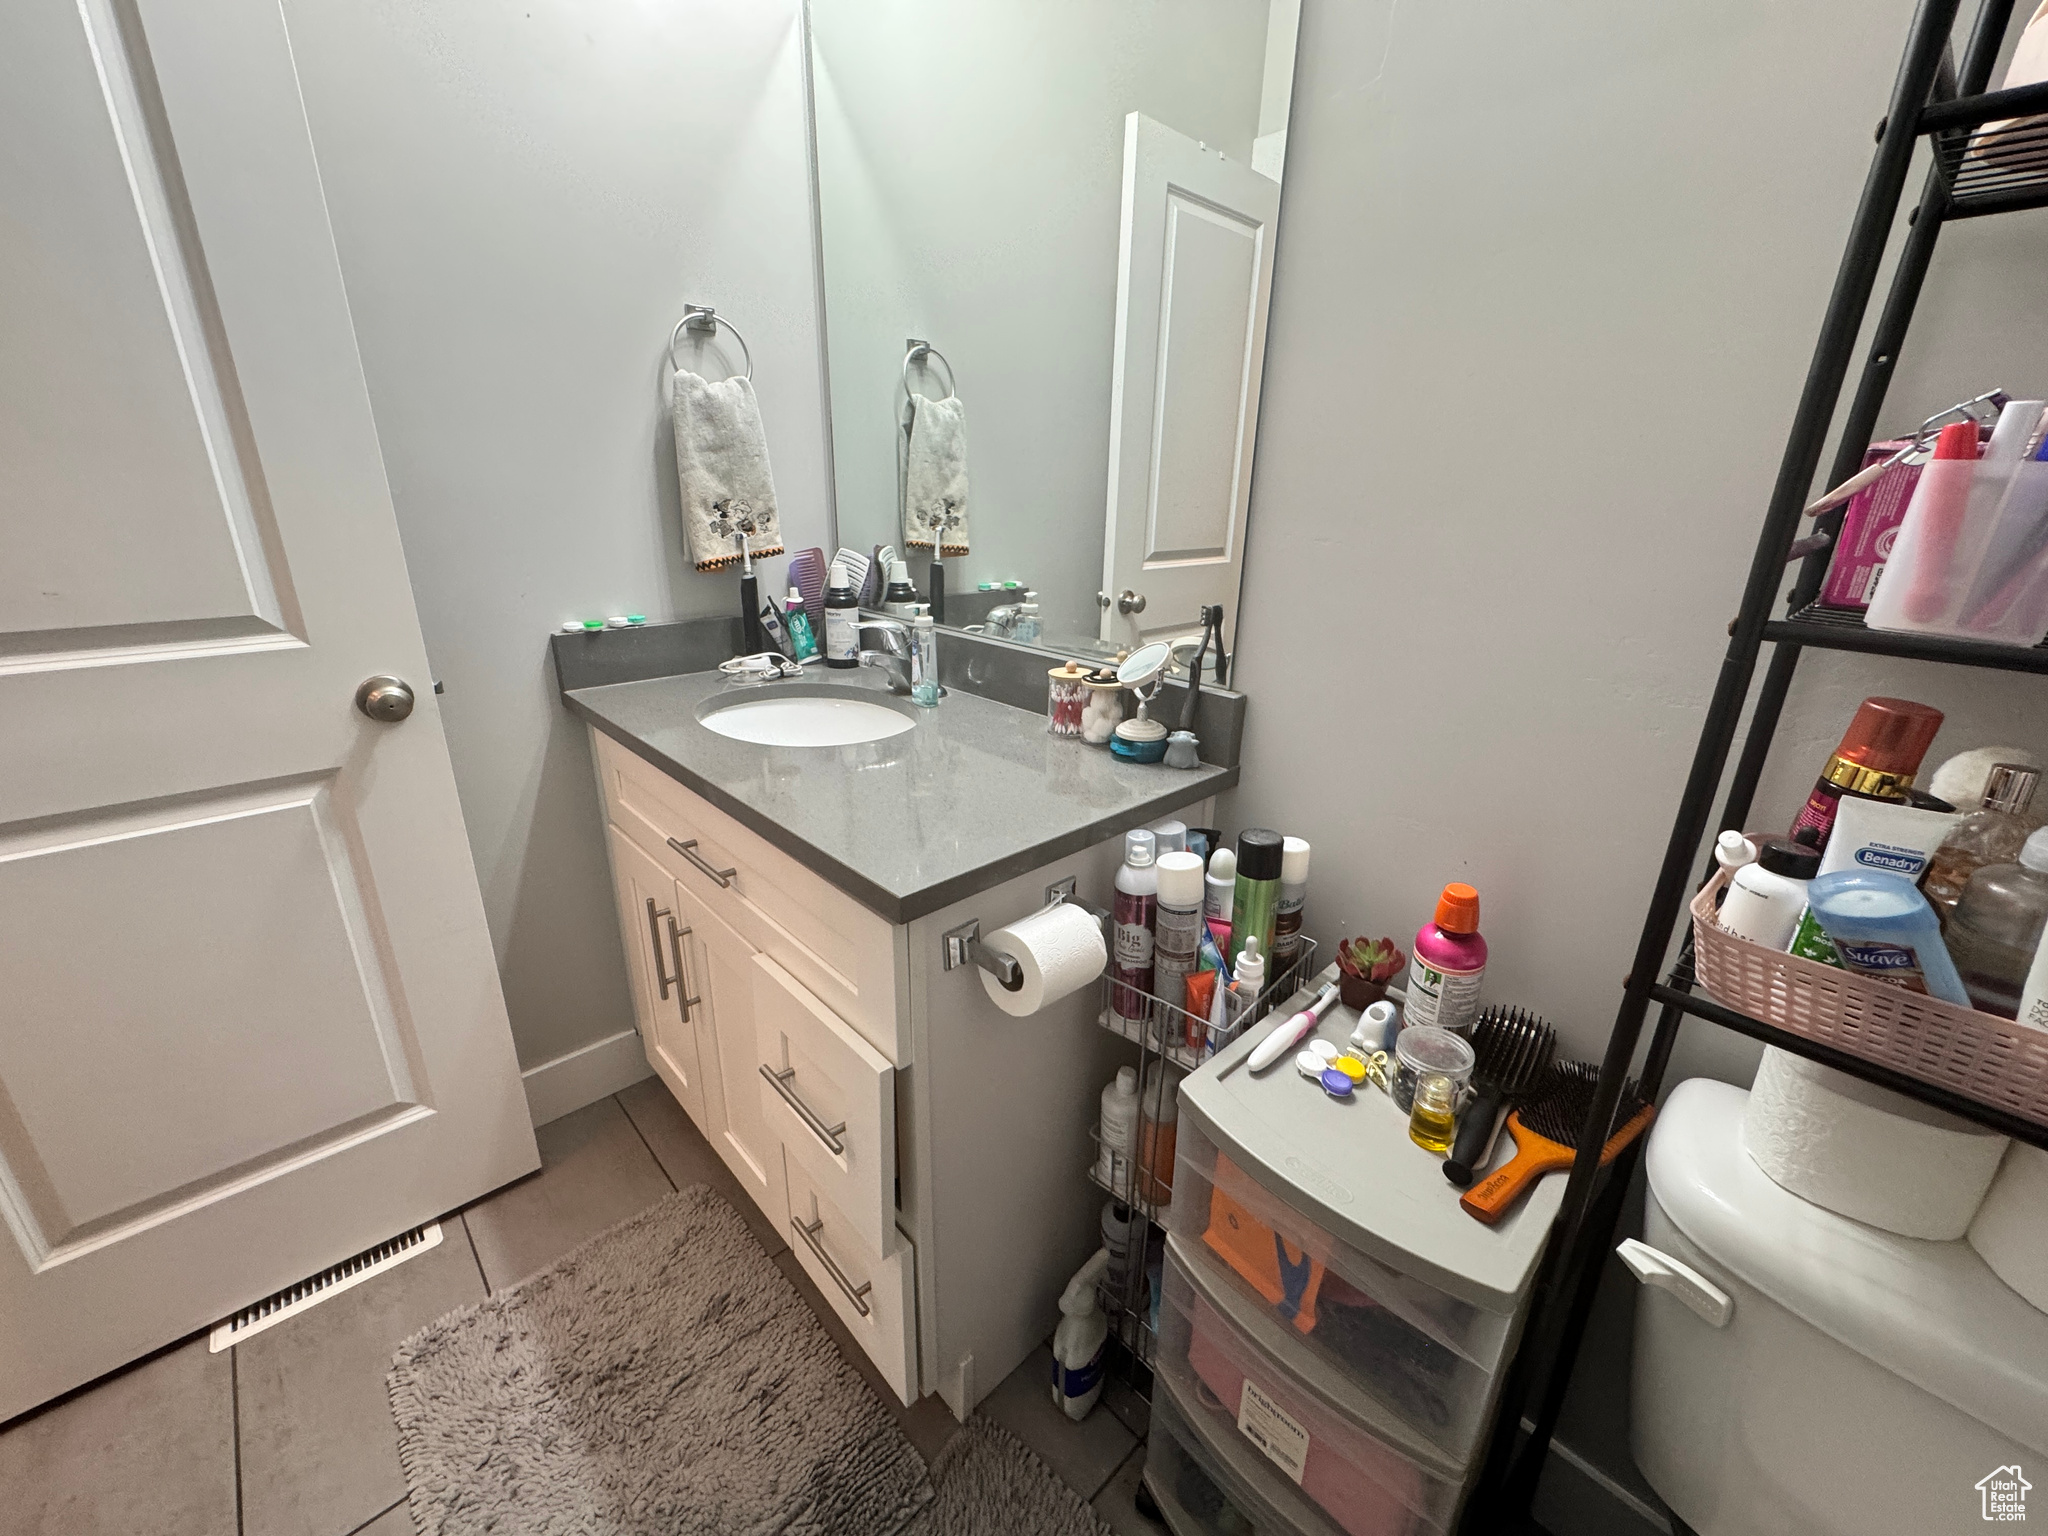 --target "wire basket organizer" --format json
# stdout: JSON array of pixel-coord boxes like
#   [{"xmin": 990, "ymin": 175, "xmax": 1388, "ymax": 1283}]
[
  {"xmin": 1689, "ymin": 864, "xmax": 2048, "ymax": 1128},
  {"xmin": 1085, "ymin": 936, "xmax": 1320, "ymax": 1385}
]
